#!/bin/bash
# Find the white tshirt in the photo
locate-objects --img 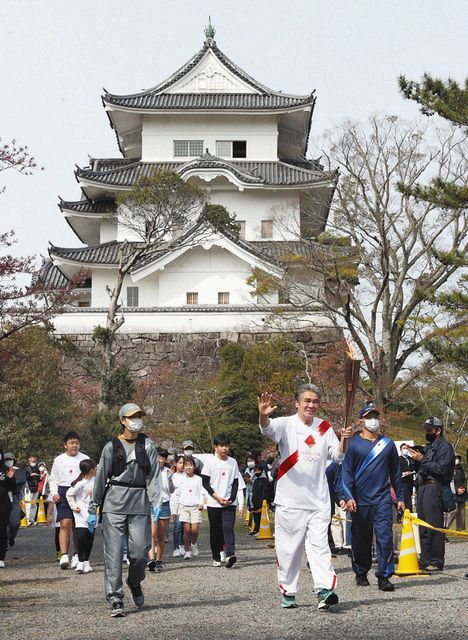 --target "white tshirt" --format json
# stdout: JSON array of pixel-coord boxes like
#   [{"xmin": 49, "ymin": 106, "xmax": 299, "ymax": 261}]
[
  {"xmin": 260, "ymin": 414, "xmax": 344, "ymax": 511},
  {"xmin": 49, "ymin": 452, "xmax": 89, "ymax": 495},
  {"xmin": 169, "ymin": 471, "xmax": 186, "ymax": 514},
  {"xmin": 160, "ymin": 467, "xmax": 173, "ymax": 503},
  {"xmin": 202, "ymin": 454, "xmax": 242, "ymax": 508},
  {"xmin": 172, "ymin": 474, "xmax": 205, "ymax": 510},
  {"xmin": 65, "ymin": 478, "xmax": 95, "ymax": 528}
]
